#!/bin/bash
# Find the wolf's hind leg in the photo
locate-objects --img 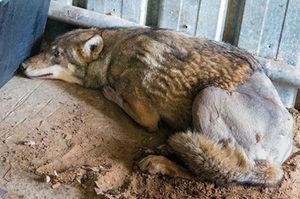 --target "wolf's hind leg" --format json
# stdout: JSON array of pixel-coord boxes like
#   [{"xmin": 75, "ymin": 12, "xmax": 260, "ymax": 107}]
[
  {"xmin": 138, "ymin": 155, "xmax": 192, "ymax": 179},
  {"xmin": 103, "ymin": 86, "xmax": 160, "ymax": 132}
]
